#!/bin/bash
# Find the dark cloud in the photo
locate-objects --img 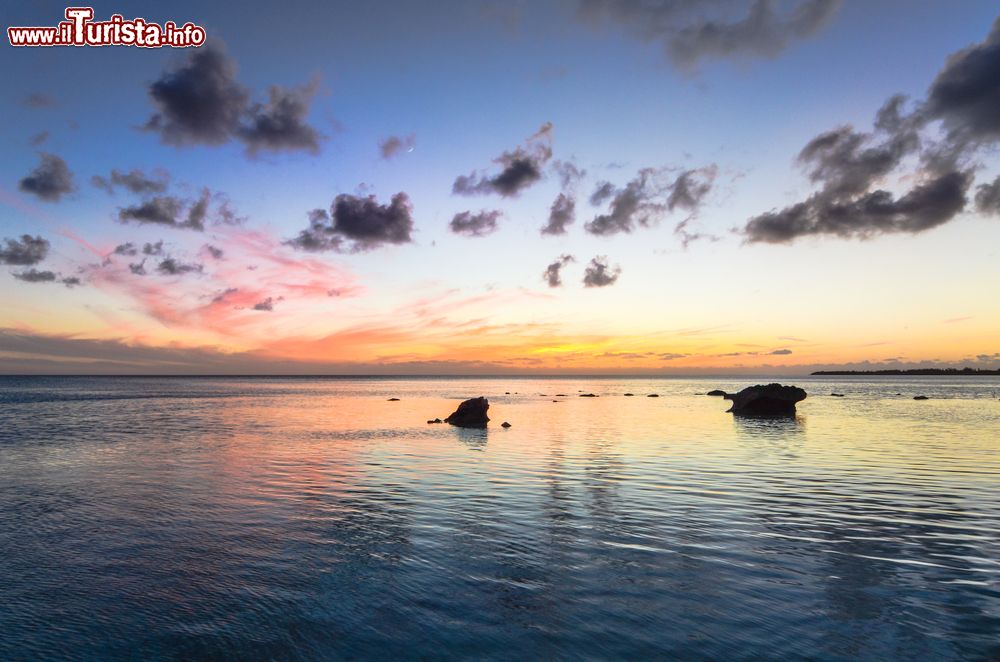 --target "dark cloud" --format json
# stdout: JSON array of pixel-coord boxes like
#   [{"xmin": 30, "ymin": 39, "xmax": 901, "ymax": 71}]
[
  {"xmin": 18, "ymin": 153, "xmax": 74, "ymax": 201},
  {"xmin": 975, "ymin": 175, "xmax": 1000, "ymax": 216},
  {"xmin": 212, "ymin": 287, "xmax": 239, "ymax": 304},
  {"xmin": 143, "ymin": 241, "xmax": 165, "ymax": 256},
  {"xmin": 542, "ymin": 193, "xmax": 576, "ymax": 235},
  {"xmin": 240, "ymin": 82, "xmax": 322, "ymax": 155},
  {"xmin": 145, "ymin": 44, "xmax": 322, "ymax": 155},
  {"xmin": 204, "ymin": 244, "xmax": 225, "ymax": 259},
  {"xmin": 28, "ymin": 131, "xmax": 49, "ymax": 147},
  {"xmin": 11, "ymin": 268, "xmax": 57, "ymax": 283},
  {"xmin": 145, "ymin": 45, "xmax": 249, "ymax": 145},
  {"xmin": 582, "ymin": 255, "xmax": 621, "ymax": 287},
  {"xmin": 24, "ymin": 93, "xmax": 55, "ymax": 108},
  {"xmin": 0, "ymin": 235, "xmax": 49, "ymax": 266},
  {"xmin": 118, "ymin": 190, "xmax": 216, "ymax": 232},
  {"xmin": 92, "ymin": 168, "xmax": 170, "ymax": 195},
  {"xmin": 450, "ymin": 210, "xmax": 502, "ymax": 237},
  {"xmin": 578, "ymin": 0, "xmax": 841, "ymax": 70},
  {"xmin": 543, "ymin": 254, "xmax": 575, "ymax": 287},
  {"xmin": 380, "ymin": 134, "xmax": 416, "ymax": 159},
  {"xmin": 769, "ymin": 348, "xmax": 793, "ymax": 355},
  {"xmin": 129, "ymin": 261, "xmax": 147, "ymax": 276},
  {"xmin": 253, "ymin": 297, "xmax": 275, "ymax": 311},
  {"xmin": 452, "ymin": 123, "xmax": 553, "ymax": 197},
  {"xmin": 740, "ymin": 35, "xmax": 1000, "ymax": 245},
  {"xmin": 10, "ymin": 268, "xmax": 80, "ymax": 288},
  {"xmin": 113, "ymin": 242, "xmax": 138, "ymax": 257},
  {"xmin": 286, "ymin": 193, "xmax": 415, "ymax": 252},
  {"xmin": 553, "ymin": 160, "xmax": 586, "ymax": 190},
  {"xmin": 925, "ymin": 17, "xmax": 1000, "ymax": 151},
  {"xmin": 744, "ymin": 170, "xmax": 972, "ymax": 242},
  {"xmin": 156, "ymin": 257, "xmax": 204, "ymax": 276},
  {"xmin": 585, "ymin": 166, "xmax": 716, "ymax": 236},
  {"xmin": 589, "ymin": 181, "xmax": 616, "ymax": 206}
]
